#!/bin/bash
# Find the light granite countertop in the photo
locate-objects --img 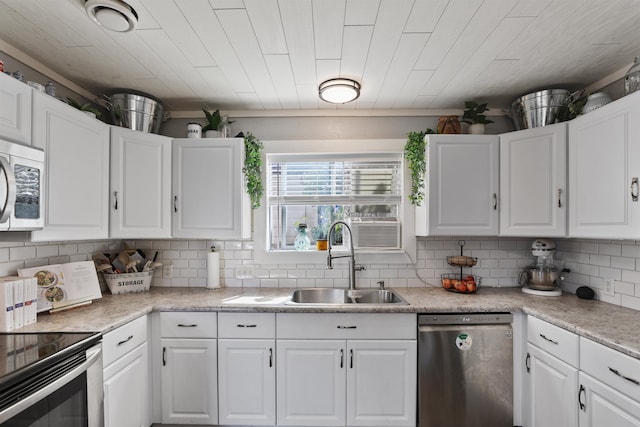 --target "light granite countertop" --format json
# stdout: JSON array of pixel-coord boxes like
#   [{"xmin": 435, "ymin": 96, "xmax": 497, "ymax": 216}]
[{"xmin": 18, "ymin": 286, "xmax": 640, "ymax": 360}]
